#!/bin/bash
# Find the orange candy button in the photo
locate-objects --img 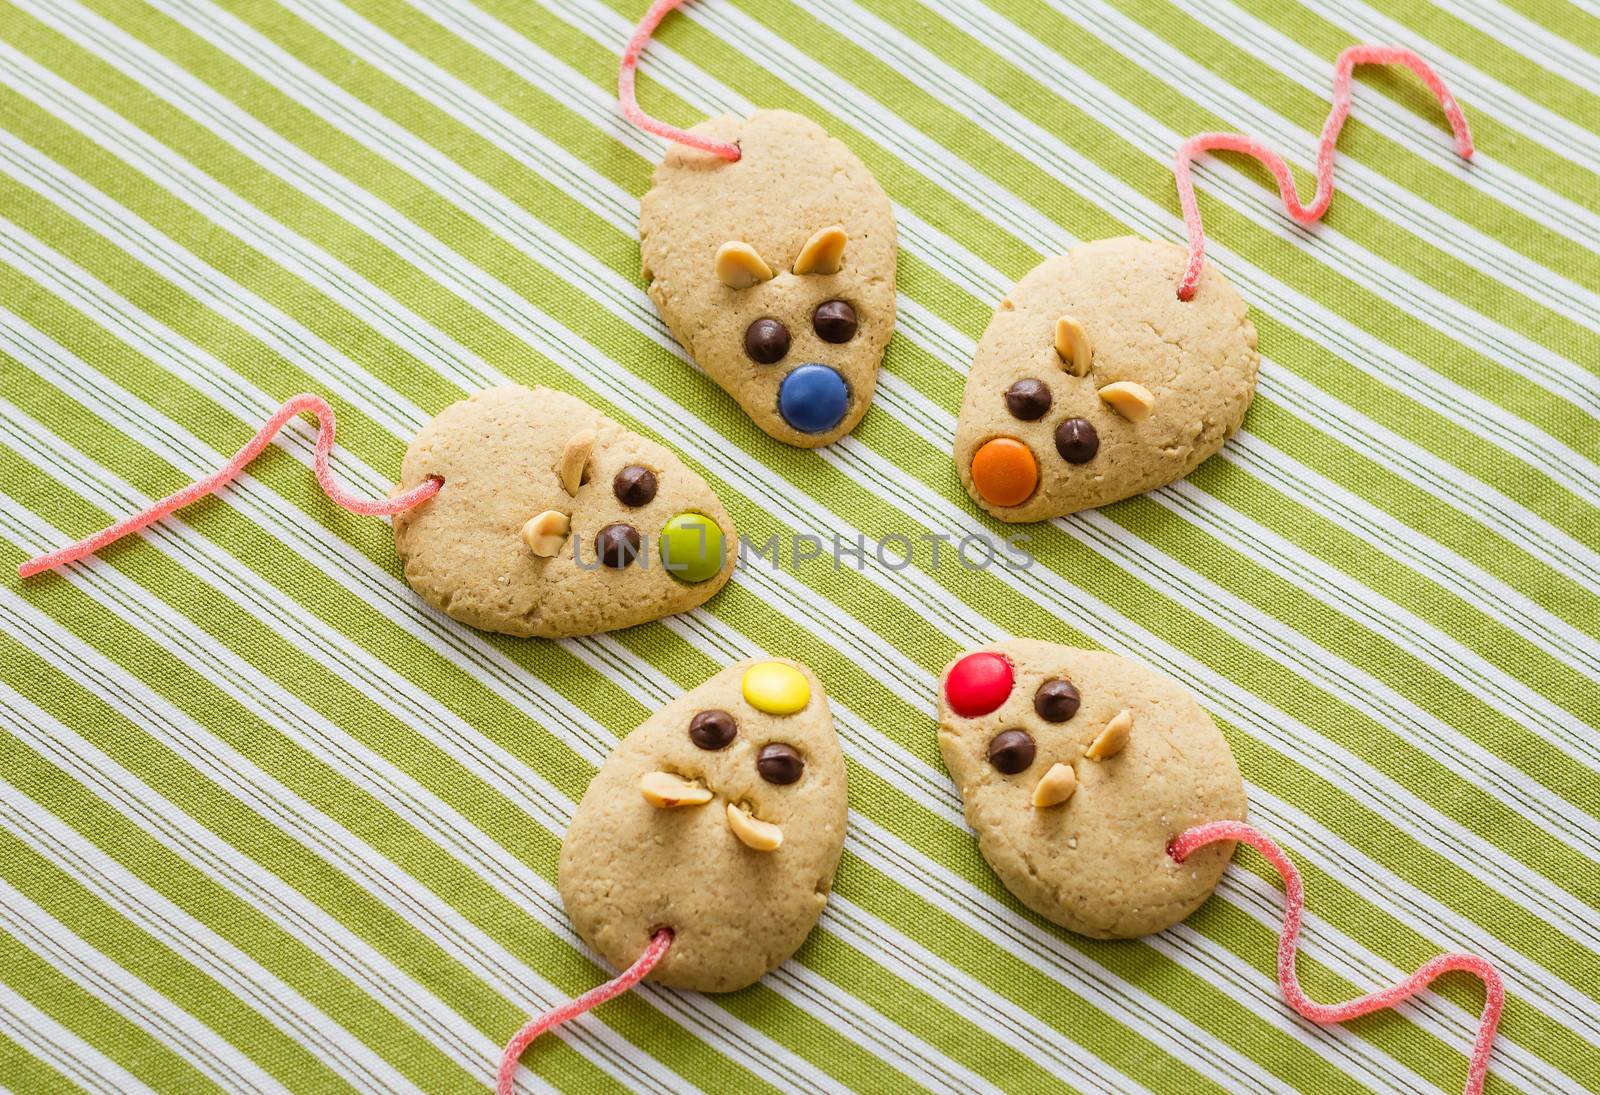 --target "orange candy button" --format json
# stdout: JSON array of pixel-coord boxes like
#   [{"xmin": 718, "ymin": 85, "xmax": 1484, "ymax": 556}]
[{"xmin": 971, "ymin": 438, "xmax": 1038, "ymax": 507}]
